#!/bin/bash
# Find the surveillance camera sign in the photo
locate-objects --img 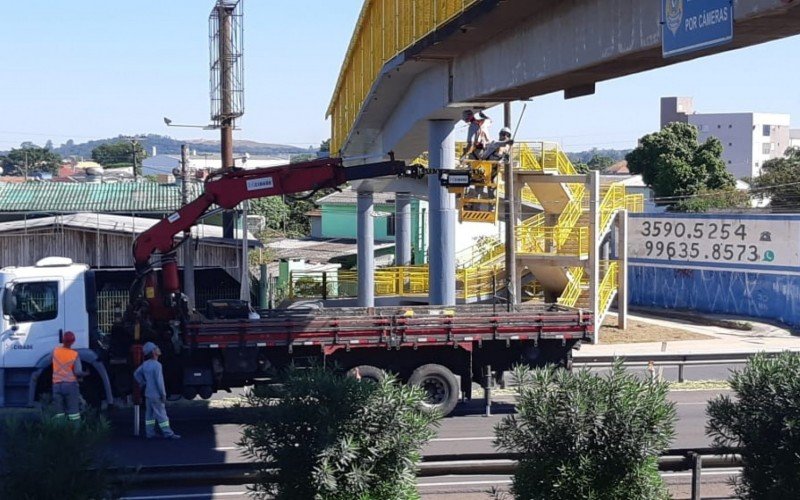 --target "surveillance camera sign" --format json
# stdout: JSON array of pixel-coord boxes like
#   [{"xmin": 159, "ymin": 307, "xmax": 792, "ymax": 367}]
[{"xmin": 662, "ymin": 0, "xmax": 733, "ymax": 58}]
